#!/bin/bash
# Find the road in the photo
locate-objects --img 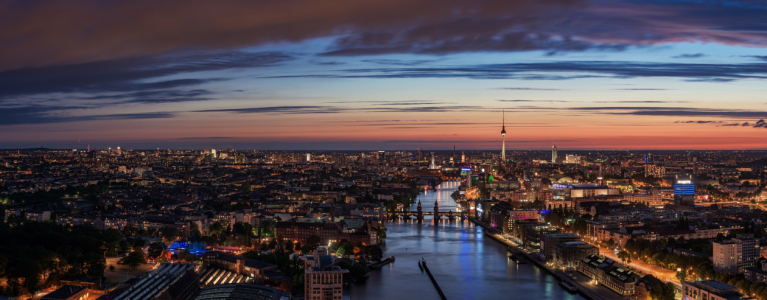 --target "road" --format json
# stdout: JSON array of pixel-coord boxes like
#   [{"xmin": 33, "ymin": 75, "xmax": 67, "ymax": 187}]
[{"xmin": 594, "ymin": 244, "xmax": 680, "ymax": 287}]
